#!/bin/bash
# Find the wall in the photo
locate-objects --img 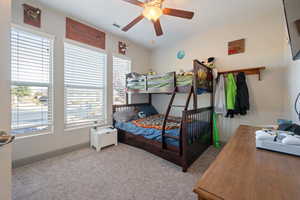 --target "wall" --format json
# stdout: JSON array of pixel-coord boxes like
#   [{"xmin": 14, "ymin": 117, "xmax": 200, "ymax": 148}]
[
  {"xmin": 11, "ymin": 0, "xmax": 150, "ymax": 161},
  {"xmin": 283, "ymin": 26, "xmax": 300, "ymax": 122},
  {"xmin": 0, "ymin": 144, "xmax": 12, "ymax": 200},
  {"xmin": 0, "ymin": 0, "xmax": 12, "ymax": 199},
  {"xmin": 150, "ymin": 8, "xmax": 287, "ymax": 141},
  {"xmin": 284, "ymin": 58, "xmax": 300, "ymax": 122},
  {"xmin": 0, "ymin": 0, "xmax": 11, "ymax": 134}
]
